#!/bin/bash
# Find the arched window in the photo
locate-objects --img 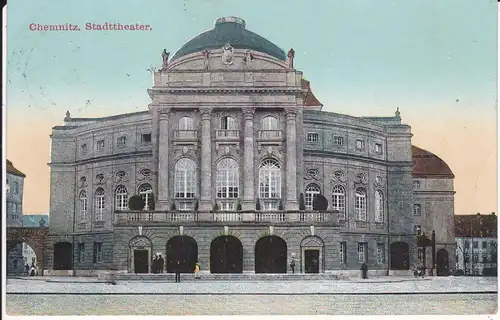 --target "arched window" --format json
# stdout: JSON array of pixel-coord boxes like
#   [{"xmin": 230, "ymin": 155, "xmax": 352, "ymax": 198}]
[
  {"xmin": 216, "ymin": 158, "xmax": 239, "ymax": 200},
  {"xmin": 175, "ymin": 158, "xmax": 197, "ymax": 198},
  {"xmin": 262, "ymin": 116, "xmax": 278, "ymax": 130},
  {"xmin": 79, "ymin": 190, "xmax": 88, "ymax": 222},
  {"xmin": 375, "ymin": 190, "xmax": 384, "ymax": 222},
  {"xmin": 305, "ymin": 184, "xmax": 321, "ymax": 210},
  {"xmin": 13, "ymin": 182, "xmax": 19, "ymax": 194},
  {"xmin": 95, "ymin": 188, "xmax": 105, "ymax": 221},
  {"xmin": 332, "ymin": 185, "xmax": 346, "ymax": 220},
  {"xmin": 139, "ymin": 184, "xmax": 153, "ymax": 210},
  {"xmin": 355, "ymin": 187, "xmax": 366, "ymax": 221},
  {"xmin": 259, "ymin": 159, "xmax": 281, "ymax": 211},
  {"xmin": 220, "ymin": 116, "xmax": 237, "ymax": 130},
  {"xmin": 115, "ymin": 185, "xmax": 128, "ymax": 211},
  {"xmin": 178, "ymin": 116, "xmax": 194, "ymax": 130}
]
